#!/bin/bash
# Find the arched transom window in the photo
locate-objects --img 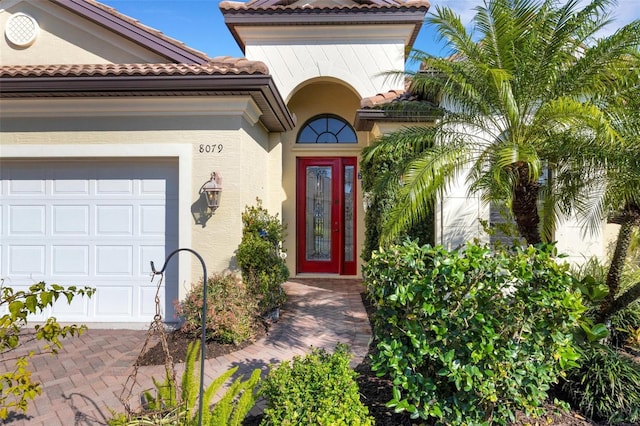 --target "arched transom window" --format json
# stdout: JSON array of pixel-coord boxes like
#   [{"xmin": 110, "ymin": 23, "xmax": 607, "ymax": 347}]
[{"xmin": 296, "ymin": 114, "xmax": 357, "ymax": 144}]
